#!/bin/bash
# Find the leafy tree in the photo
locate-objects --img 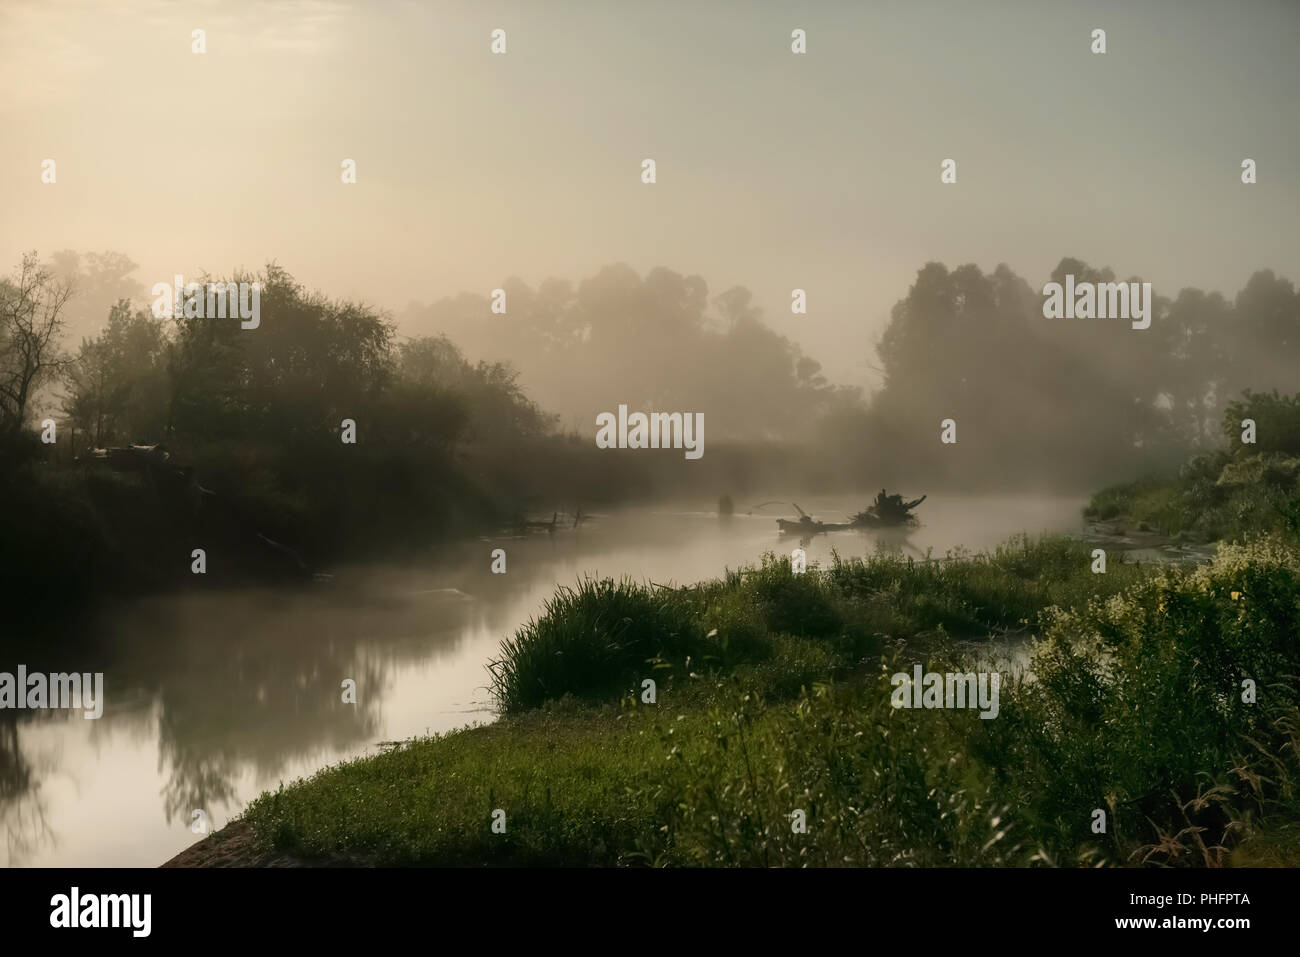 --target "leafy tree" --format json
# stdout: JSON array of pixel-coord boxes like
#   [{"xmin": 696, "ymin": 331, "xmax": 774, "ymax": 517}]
[
  {"xmin": 1224, "ymin": 390, "xmax": 1300, "ymax": 456},
  {"xmin": 399, "ymin": 335, "xmax": 553, "ymax": 443},
  {"xmin": 64, "ymin": 301, "xmax": 169, "ymax": 446},
  {"xmin": 1229, "ymin": 270, "xmax": 1299, "ymax": 398},
  {"xmin": 168, "ymin": 265, "xmax": 395, "ymax": 443}
]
